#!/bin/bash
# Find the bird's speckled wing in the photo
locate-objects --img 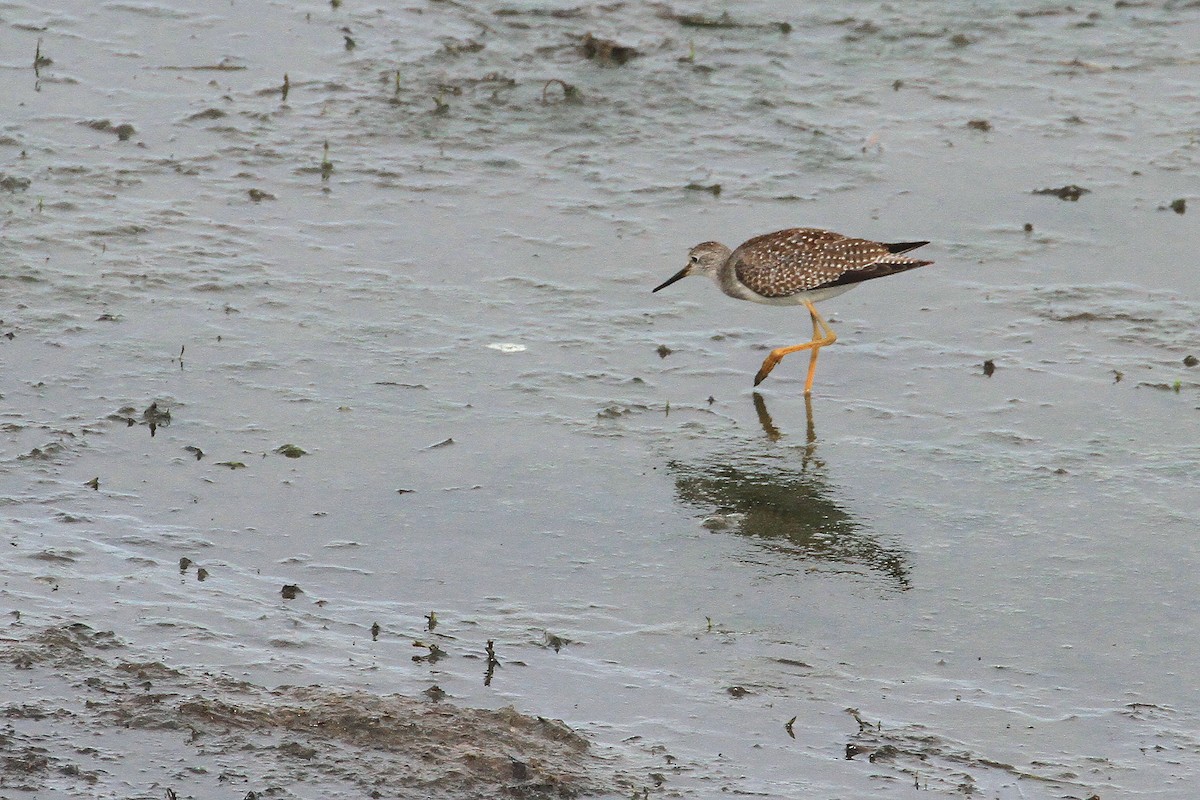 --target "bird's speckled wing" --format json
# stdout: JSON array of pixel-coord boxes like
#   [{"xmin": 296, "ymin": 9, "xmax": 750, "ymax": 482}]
[{"xmin": 732, "ymin": 228, "xmax": 913, "ymax": 298}]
